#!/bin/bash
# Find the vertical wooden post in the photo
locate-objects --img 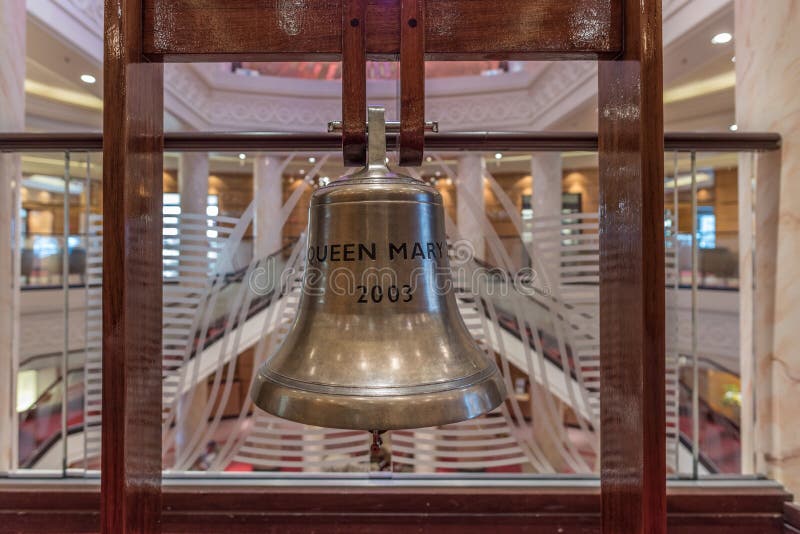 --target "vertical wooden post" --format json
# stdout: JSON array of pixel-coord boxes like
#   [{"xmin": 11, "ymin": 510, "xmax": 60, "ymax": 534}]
[
  {"xmin": 342, "ymin": 0, "xmax": 367, "ymax": 167},
  {"xmin": 399, "ymin": 0, "xmax": 425, "ymax": 166},
  {"xmin": 598, "ymin": 0, "xmax": 665, "ymax": 532},
  {"xmin": 102, "ymin": 0, "xmax": 163, "ymax": 532}
]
